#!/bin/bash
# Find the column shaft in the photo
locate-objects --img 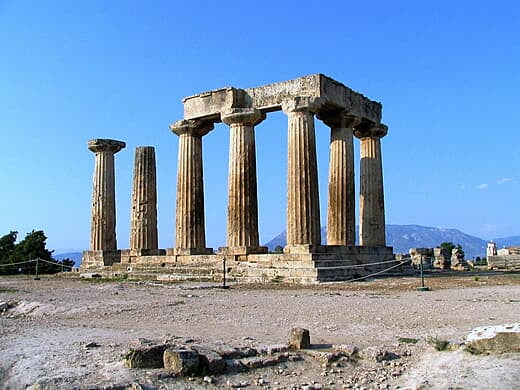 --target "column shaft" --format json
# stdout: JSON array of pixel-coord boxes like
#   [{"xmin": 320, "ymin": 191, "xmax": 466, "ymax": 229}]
[
  {"xmin": 359, "ymin": 135, "xmax": 386, "ymax": 246},
  {"xmin": 286, "ymin": 109, "xmax": 321, "ymax": 248},
  {"xmin": 175, "ymin": 133, "xmax": 207, "ymax": 250},
  {"xmin": 130, "ymin": 146, "xmax": 158, "ymax": 251},
  {"xmin": 327, "ymin": 126, "xmax": 356, "ymax": 246},
  {"xmin": 226, "ymin": 123, "xmax": 260, "ymax": 248},
  {"xmin": 88, "ymin": 139, "xmax": 125, "ymax": 251}
]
